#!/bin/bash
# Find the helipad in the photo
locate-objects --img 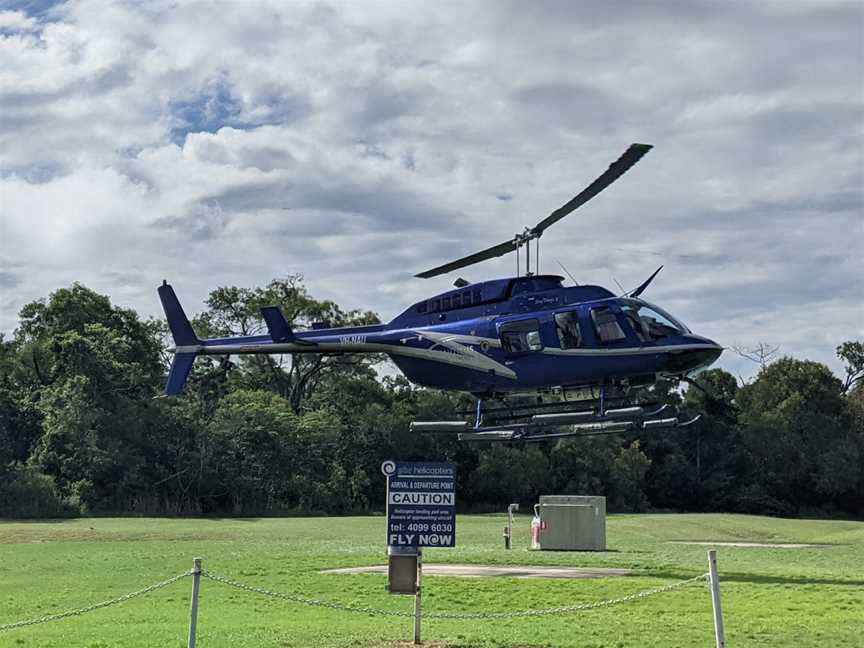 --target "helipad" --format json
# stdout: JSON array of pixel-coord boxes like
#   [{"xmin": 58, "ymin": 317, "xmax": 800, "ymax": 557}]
[{"xmin": 322, "ymin": 564, "xmax": 631, "ymax": 579}]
